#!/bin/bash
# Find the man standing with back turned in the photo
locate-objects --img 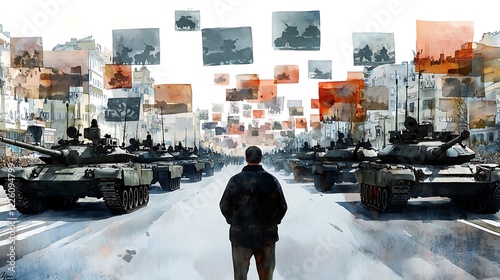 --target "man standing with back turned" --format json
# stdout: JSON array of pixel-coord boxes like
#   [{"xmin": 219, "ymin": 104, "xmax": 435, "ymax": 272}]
[{"xmin": 220, "ymin": 146, "xmax": 288, "ymax": 280}]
